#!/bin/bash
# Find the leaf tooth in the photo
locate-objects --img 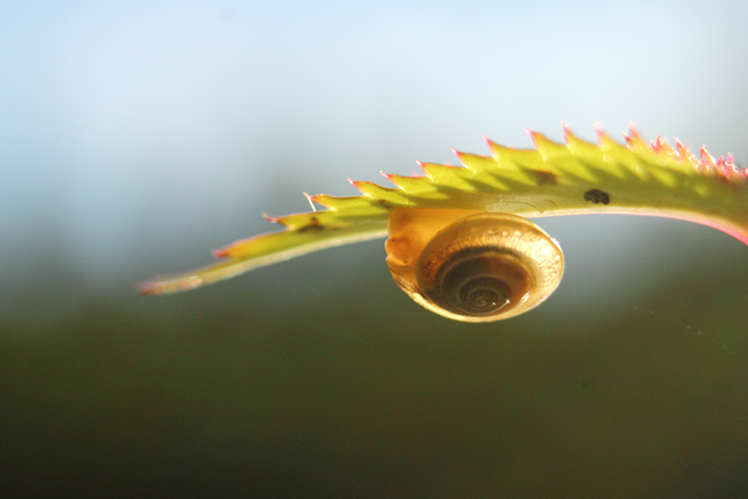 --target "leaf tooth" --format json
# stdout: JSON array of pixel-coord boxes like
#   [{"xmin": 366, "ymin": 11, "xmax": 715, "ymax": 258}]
[
  {"xmin": 593, "ymin": 122, "xmax": 605, "ymax": 141},
  {"xmin": 380, "ymin": 171, "xmax": 397, "ymax": 186},
  {"xmin": 624, "ymin": 129, "xmax": 655, "ymax": 162},
  {"xmin": 301, "ymin": 192, "xmax": 318, "ymax": 212},
  {"xmin": 725, "ymin": 154, "xmax": 735, "ymax": 168},
  {"xmin": 419, "ymin": 163, "xmax": 475, "ymax": 192},
  {"xmin": 593, "ymin": 123, "xmax": 614, "ymax": 148},
  {"xmin": 418, "ymin": 162, "xmax": 474, "ymax": 190},
  {"xmin": 268, "ymin": 212, "xmax": 296, "ymax": 228},
  {"xmin": 594, "ymin": 124, "xmax": 636, "ymax": 157},
  {"xmin": 717, "ymin": 155, "xmax": 748, "ymax": 182},
  {"xmin": 262, "ymin": 213, "xmax": 280, "ymax": 223},
  {"xmin": 451, "ymin": 148, "xmax": 497, "ymax": 172},
  {"xmin": 561, "ymin": 122, "xmax": 573, "ymax": 141},
  {"xmin": 596, "ymin": 125, "xmax": 643, "ymax": 172},
  {"xmin": 625, "ymin": 122, "xmax": 640, "ymax": 139},
  {"xmin": 381, "ymin": 172, "xmax": 432, "ymax": 193},
  {"xmin": 306, "ymin": 193, "xmax": 322, "ymax": 205},
  {"xmin": 651, "ymin": 137, "xmax": 697, "ymax": 174},
  {"xmin": 347, "ymin": 178, "xmax": 364, "ymax": 193},
  {"xmin": 673, "ymin": 138, "xmax": 700, "ymax": 169},
  {"xmin": 346, "ymin": 179, "xmax": 379, "ymax": 196},
  {"xmin": 699, "ymin": 146, "xmax": 716, "ymax": 173},
  {"xmin": 651, "ymin": 136, "xmax": 677, "ymax": 157},
  {"xmin": 623, "ymin": 125, "xmax": 647, "ymax": 152},
  {"xmin": 527, "ymin": 127, "xmax": 599, "ymax": 182},
  {"xmin": 212, "ymin": 247, "xmax": 232, "ymax": 258},
  {"xmin": 348, "ymin": 179, "xmax": 403, "ymax": 199},
  {"xmin": 715, "ymin": 156, "xmax": 738, "ymax": 179},
  {"xmin": 565, "ymin": 127, "xmax": 605, "ymax": 161},
  {"xmin": 418, "ymin": 161, "xmax": 460, "ymax": 178},
  {"xmin": 248, "ymin": 211, "xmax": 331, "ymax": 233},
  {"xmin": 525, "ymin": 129, "xmax": 568, "ymax": 162},
  {"xmin": 626, "ymin": 128, "xmax": 688, "ymax": 173},
  {"xmin": 308, "ymin": 193, "xmax": 370, "ymax": 210},
  {"xmin": 630, "ymin": 134, "xmax": 695, "ymax": 187},
  {"xmin": 715, "ymin": 156, "xmax": 728, "ymax": 176},
  {"xmin": 484, "ymin": 138, "xmax": 542, "ymax": 170},
  {"xmin": 674, "ymin": 138, "xmax": 688, "ymax": 159}
]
